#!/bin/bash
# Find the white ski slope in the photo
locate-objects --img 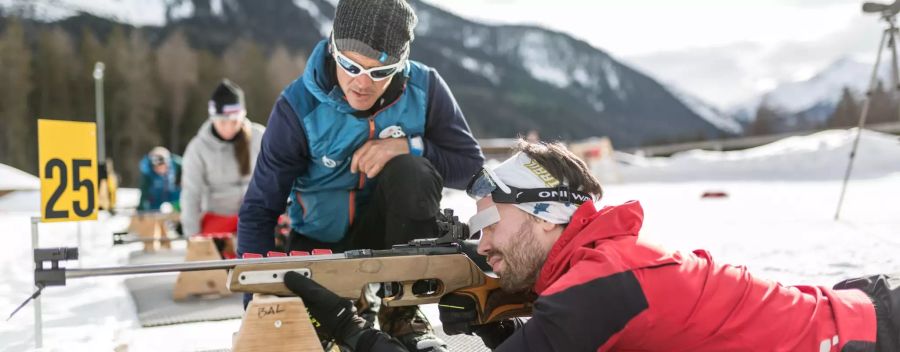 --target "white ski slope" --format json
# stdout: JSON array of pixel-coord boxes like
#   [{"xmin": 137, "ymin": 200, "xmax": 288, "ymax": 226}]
[{"xmin": 1, "ymin": 129, "xmax": 900, "ymax": 350}]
